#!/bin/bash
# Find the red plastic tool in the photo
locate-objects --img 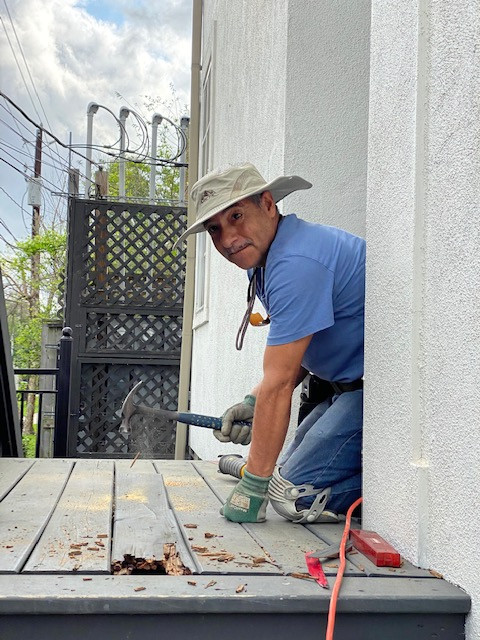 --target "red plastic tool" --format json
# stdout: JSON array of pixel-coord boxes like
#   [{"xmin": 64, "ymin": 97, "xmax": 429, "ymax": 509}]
[
  {"xmin": 350, "ymin": 529, "xmax": 401, "ymax": 567},
  {"xmin": 305, "ymin": 552, "xmax": 329, "ymax": 589}
]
